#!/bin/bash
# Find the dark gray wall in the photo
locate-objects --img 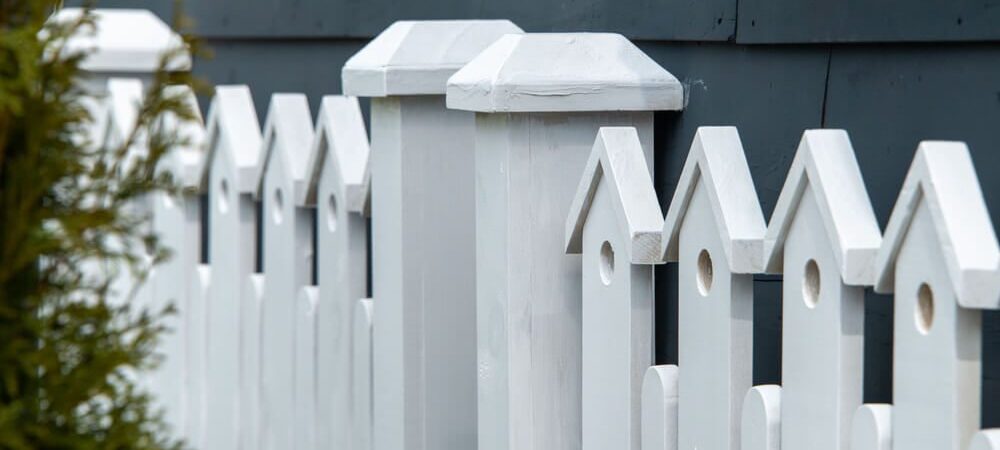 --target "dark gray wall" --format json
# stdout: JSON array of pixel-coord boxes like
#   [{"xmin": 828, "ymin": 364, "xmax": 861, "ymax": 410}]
[{"xmin": 89, "ymin": 0, "xmax": 1000, "ymax": 425}]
